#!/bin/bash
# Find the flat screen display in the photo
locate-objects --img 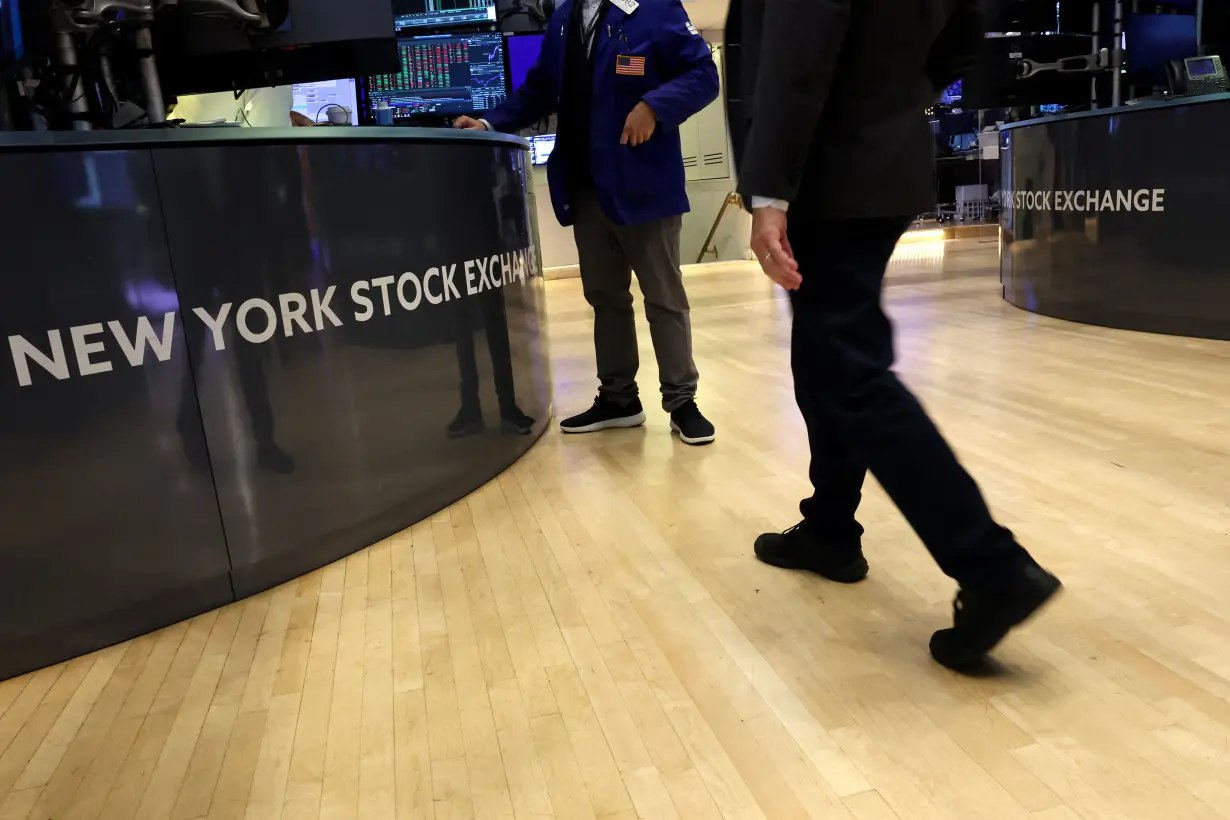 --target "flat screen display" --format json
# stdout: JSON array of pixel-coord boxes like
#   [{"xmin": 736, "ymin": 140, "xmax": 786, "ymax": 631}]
[
  {"xmin": 0, "ymin": 0, "xmax": 23, "ymax": 68},
  {"xmin": 507, "ymin": 33, "xmax": 544, "ymax": 92},
  {"xmin": 365, "ymin": 31, "xmax": 507, "ymax": 117},
  {"xmin": 393, "ymin": 0, "xmax": 496, "ymax": 31},
  {"xmin": 292, "ymin": 79, "xmax": 359, "ymax": 123},
  {"xmin": 1124, "ymin": 13, "xmax": 1199, "ymax": 85},
  {"xmin": 529, "ymin": 133, "xmax": 555, "ymax": 165}
]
